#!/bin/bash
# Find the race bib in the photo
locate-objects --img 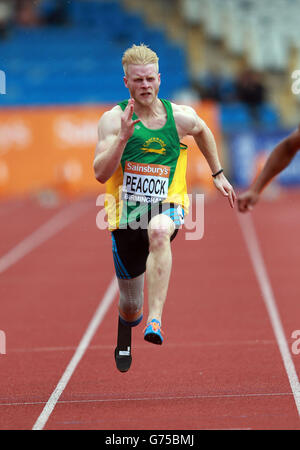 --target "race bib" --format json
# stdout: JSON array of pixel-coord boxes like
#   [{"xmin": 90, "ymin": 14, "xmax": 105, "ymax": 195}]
[{"xmin": 122, "ymin": 161, "xmax": 170, "ymax": 203}]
